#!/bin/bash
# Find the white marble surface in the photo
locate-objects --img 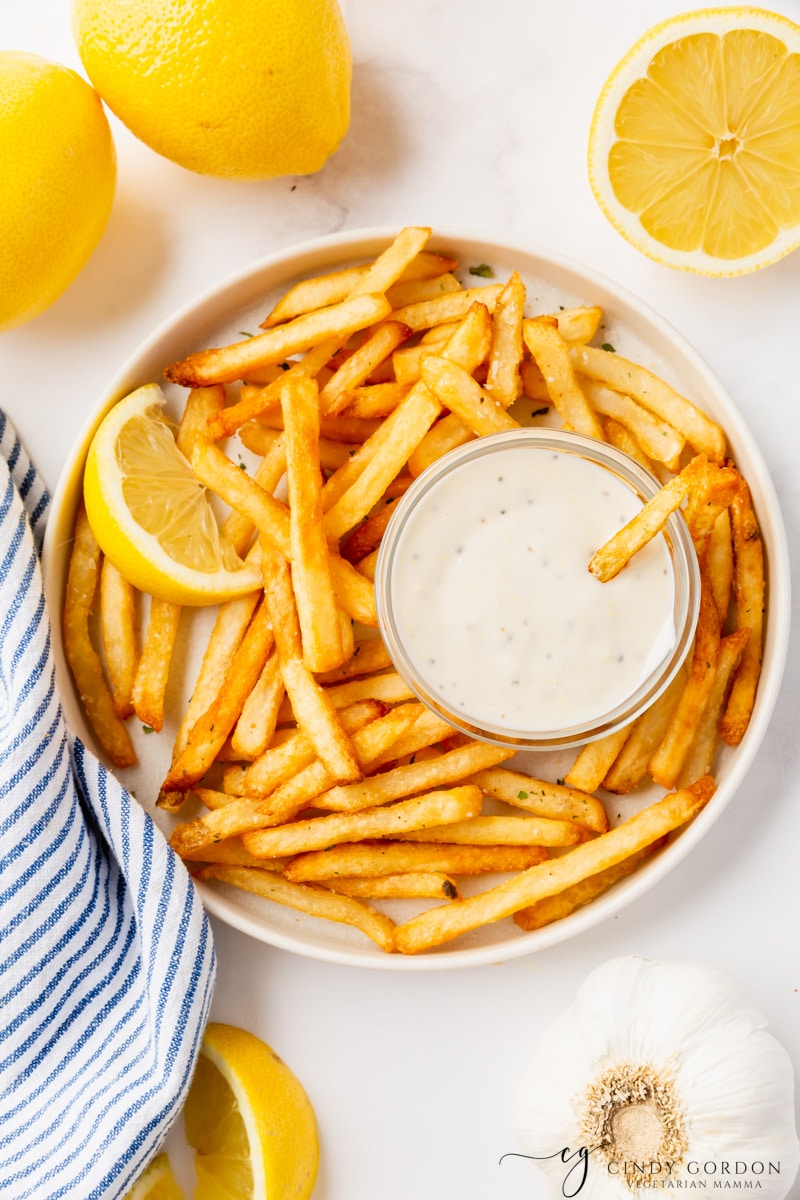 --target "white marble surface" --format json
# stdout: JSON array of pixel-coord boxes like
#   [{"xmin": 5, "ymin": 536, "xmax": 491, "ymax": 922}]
[{"xmin": 2, "ymin": 2, "xmax": 799, "ymax": 1197}]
